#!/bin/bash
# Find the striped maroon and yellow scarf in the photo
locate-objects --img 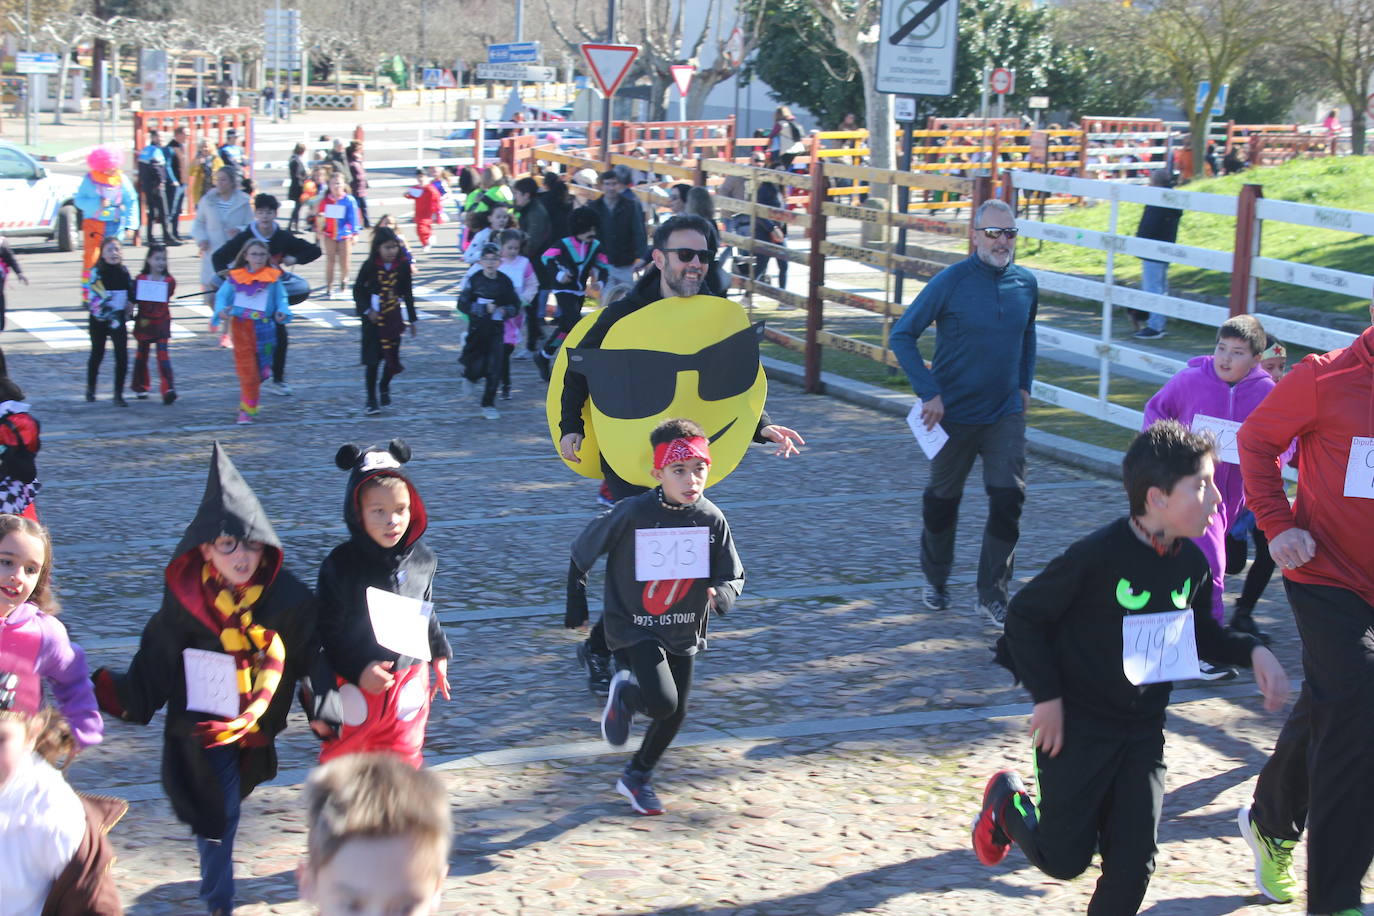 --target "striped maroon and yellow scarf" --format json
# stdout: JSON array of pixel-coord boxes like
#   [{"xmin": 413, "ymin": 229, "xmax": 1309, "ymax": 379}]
[{"xmin": 193, "ymin": 562, "xmax": 287, "ymax": 747}]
